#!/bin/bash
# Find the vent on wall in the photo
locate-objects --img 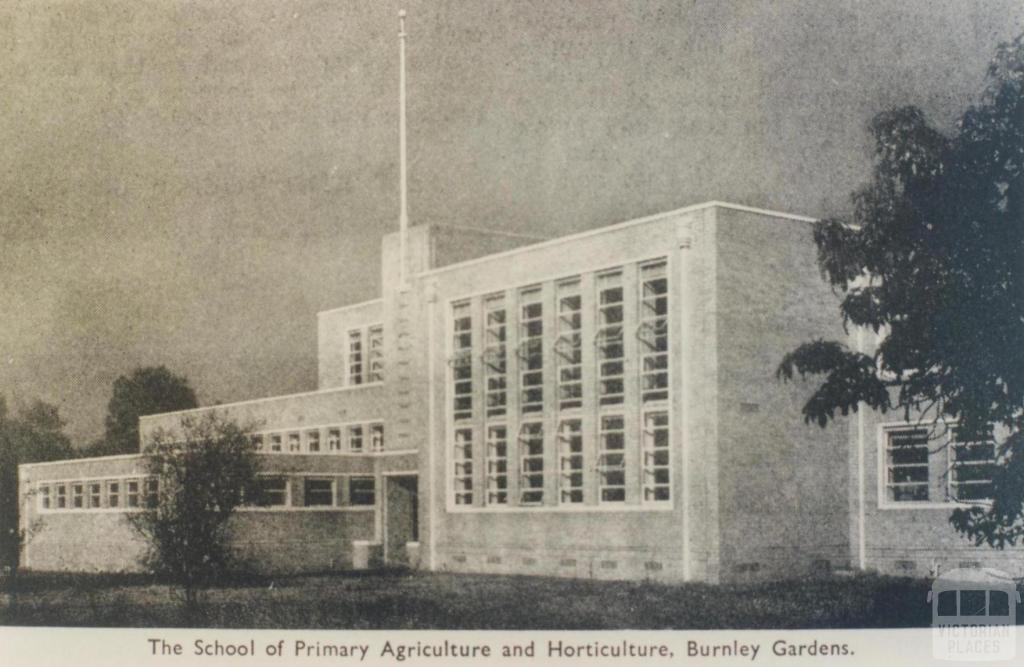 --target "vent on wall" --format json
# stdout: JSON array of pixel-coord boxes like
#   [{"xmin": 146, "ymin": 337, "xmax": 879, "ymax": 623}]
[
  {"xmin": 523, "ymin": 557, "xmax": 537, "ymax": 566},
  {"xmin": 811, "ymin": 559, "xmax": 831, "ymax": 574},
  {"xmin": 644, "ymin": 561, "xmax": 663, "ymax": 572},
  {"xmin": 734, "ymin": 562, "xmax": 761, "ymax": 574},
  {"xmin": 600, "ymin": 560, "xmax": 617, "ymax": 570},
  {"xmin": 895, "ymin": 560, "xmax": 916, "ymax": 573},
  {"xmin": 958, "ymin": 561, "xmax": 981, "ymax": 569},
  {"xmin": 452, "ymin": 555, "xmax": 467, "ymax": 564},
  {"xmin": 560, "ymin": 558, "xmax": 577, "ymax": 567},
  {"xmin": 739, "ymin": 402, "xmax": 760, "ymax": 414},
  {"xmin": 486, "ymin": 556, "xmax": 501, "ymax": 564}
]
